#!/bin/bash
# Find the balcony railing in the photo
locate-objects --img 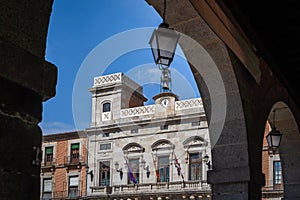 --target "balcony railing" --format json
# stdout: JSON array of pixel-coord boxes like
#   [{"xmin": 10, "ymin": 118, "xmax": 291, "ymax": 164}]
[
  {"xmin": 53, "ymin": 191, "xmax": 66, "ymax": 199},
  {"xmin": 90, "ymin": 180, "xmax": 211, "ymax": 196},
  {"xmin": 53, "ymin": 190, "xmax": 81, "ymax": 199},
  {"xmin": 42, "ymin": 158, "xmax": 56, "ymax": 167},
  {"xmin": 64, "ymin": 155, "xmax": 83, "ymax": 165}
]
